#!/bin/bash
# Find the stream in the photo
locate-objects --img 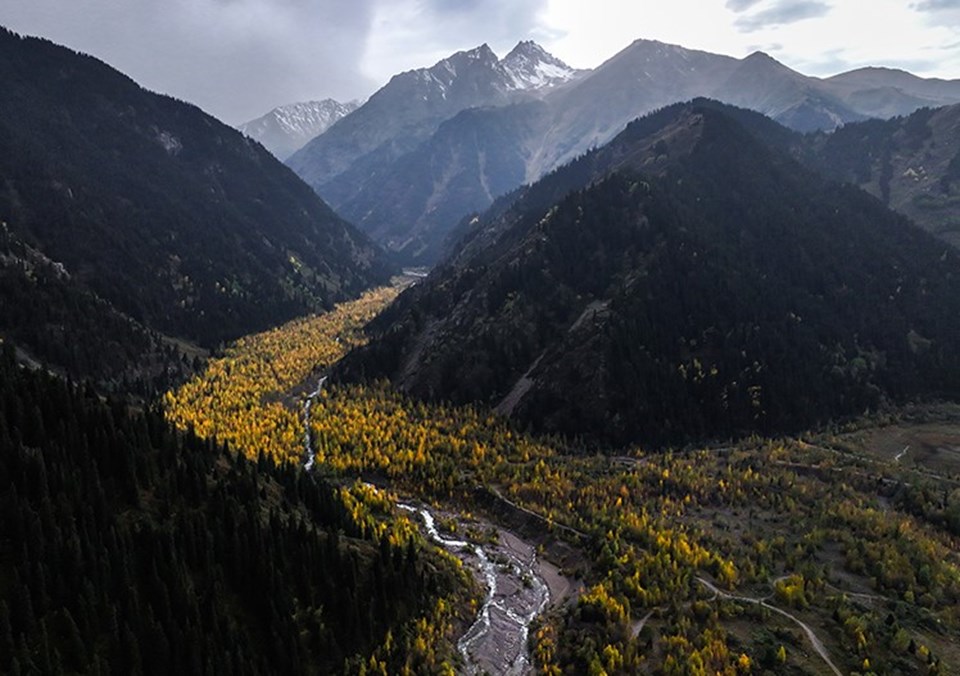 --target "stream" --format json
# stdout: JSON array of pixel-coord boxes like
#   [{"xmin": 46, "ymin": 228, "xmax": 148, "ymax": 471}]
[
  {"xmin": 302, "ymin": 375, "xmax": 327, "ymax": 471},
  {"xmin": 398, "ymin": 504, "xmax": 551, "ymax": 675},
  {"xmin": 301, "ymin": 374, "xmax": 552, "ymax": 674}
]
